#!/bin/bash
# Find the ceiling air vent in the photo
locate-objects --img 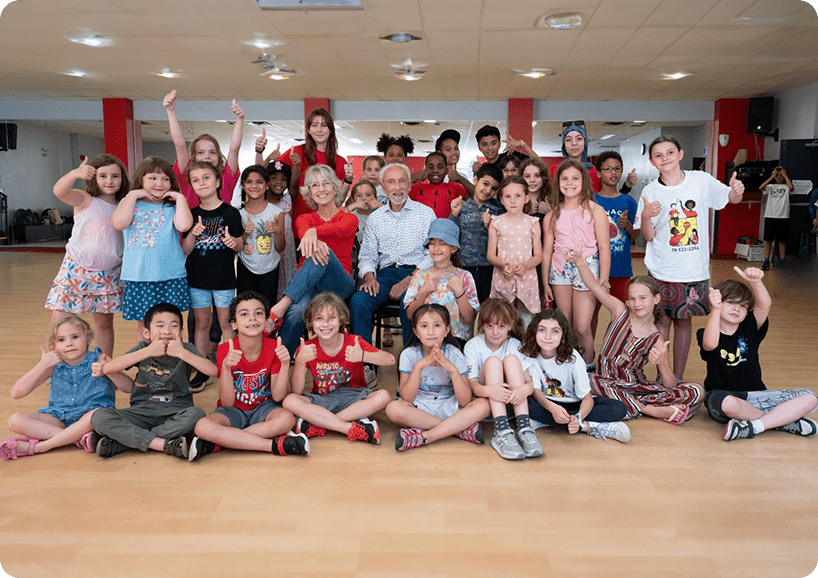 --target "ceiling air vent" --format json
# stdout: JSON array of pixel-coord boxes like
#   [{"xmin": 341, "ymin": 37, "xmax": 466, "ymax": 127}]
[{"xmin": 256, "ymin": 0, "xmax": 362, "ymax": 9}]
